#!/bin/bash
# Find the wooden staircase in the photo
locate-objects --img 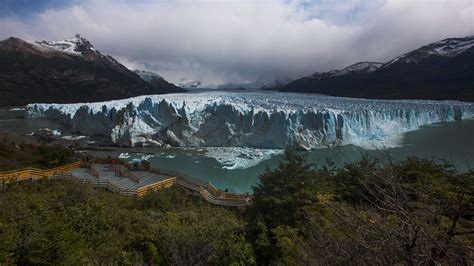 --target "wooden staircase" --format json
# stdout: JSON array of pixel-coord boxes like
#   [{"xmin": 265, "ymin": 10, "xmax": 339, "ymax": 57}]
[
  {"xmin": 0, "ymin": 162, "xmax": 252, "ymax": 207},
  {"xmin": 0, "ymin": 162, "xmax": 81, "ymax": 184},
  {"xmin": 175, "ymin": 175, "xmax": 251, "ymax": 207}
]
